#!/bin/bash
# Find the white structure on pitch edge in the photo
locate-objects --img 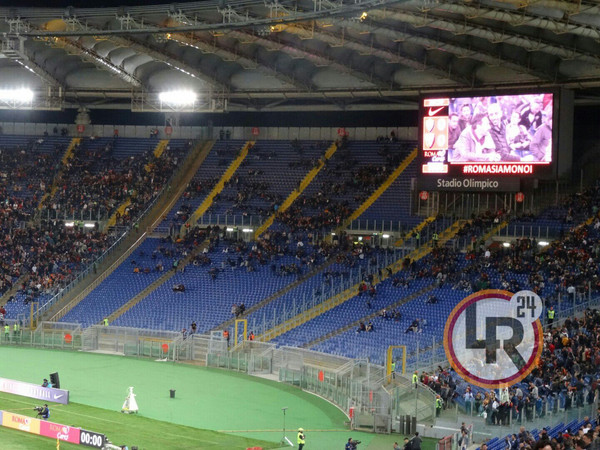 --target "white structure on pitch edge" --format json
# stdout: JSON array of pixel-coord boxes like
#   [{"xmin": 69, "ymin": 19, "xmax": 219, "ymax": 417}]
[{"xmin": 121, "ymin": 386, "xmax": 138, "ymax": 414}]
